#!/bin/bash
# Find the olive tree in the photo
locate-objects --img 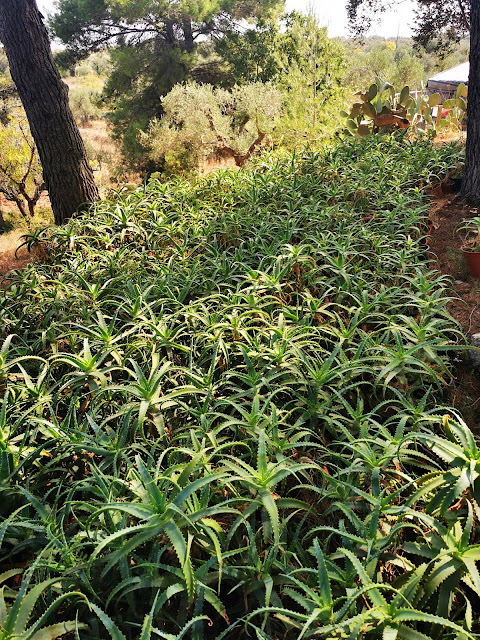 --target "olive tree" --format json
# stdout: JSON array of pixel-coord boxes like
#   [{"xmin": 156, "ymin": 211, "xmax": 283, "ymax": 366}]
[{"xmin": 142, "ymin": 82, "xmax": 284, "ymax": 172}]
